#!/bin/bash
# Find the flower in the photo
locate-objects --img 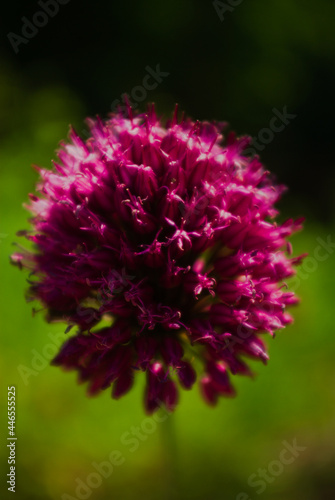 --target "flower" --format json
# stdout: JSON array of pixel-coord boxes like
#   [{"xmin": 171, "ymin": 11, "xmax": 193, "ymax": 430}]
[{"xmin": 12, "ymin": 105, "xmax": 304, "ymax": 413}]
